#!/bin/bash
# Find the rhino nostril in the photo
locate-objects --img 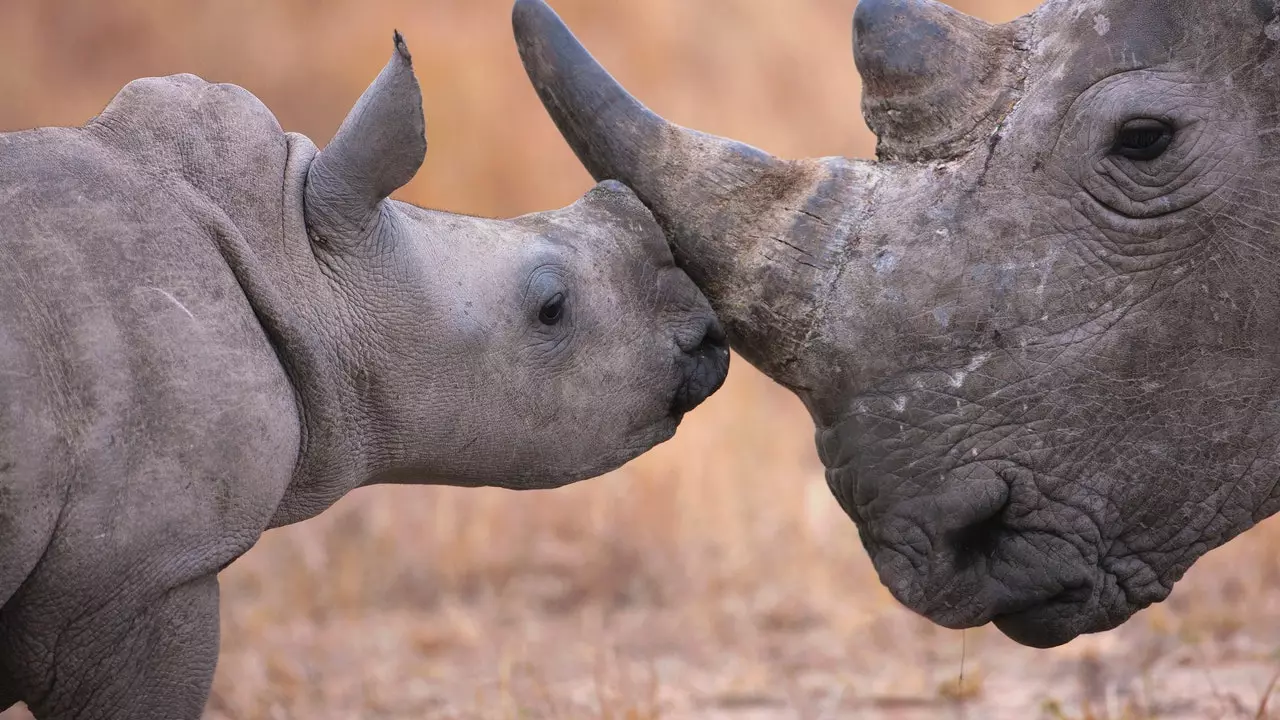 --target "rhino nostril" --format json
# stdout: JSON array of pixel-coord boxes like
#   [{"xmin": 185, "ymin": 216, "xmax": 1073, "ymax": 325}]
[
  {"xmin": 947, "ymin": 512, "xmax": 1007, "ymax": 571},
  {"xmin": 681, "ymin": 319, "xmax": 727, "ymax": 356},
  {"xmin": 938, "ymin": 477, "xmax": 1012, "ymax": 572}
]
